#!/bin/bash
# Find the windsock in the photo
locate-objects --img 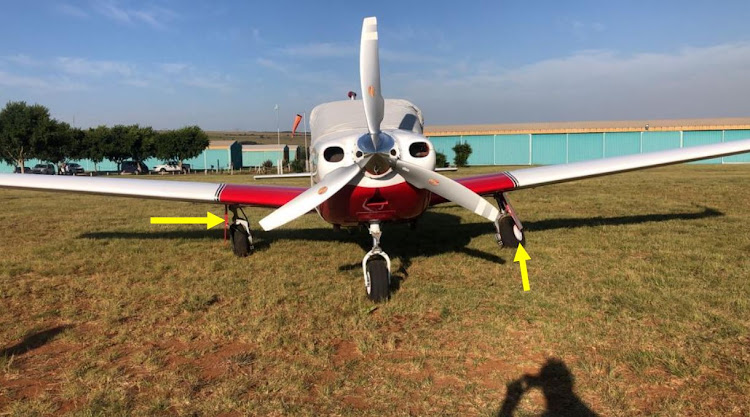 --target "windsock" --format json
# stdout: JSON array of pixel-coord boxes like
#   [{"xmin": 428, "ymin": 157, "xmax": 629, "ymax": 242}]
[{"xmin": 292, "ymin": 114, "xmax": 302, "ymax": 137}]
